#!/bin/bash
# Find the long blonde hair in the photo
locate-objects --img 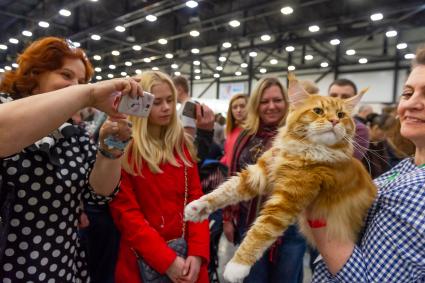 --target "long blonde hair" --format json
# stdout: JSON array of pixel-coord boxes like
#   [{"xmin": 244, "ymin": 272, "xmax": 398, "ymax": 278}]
[
  {"xmin": 244, "ymin": 77, "xmax": 289, "ymax": 135},
  {"xmin": 225, "ymin": 93, "xmax": 248, "ymax": 135},
  {"xmin": 122, "ymin": 71, "xmax": 196, "ymax": 175}
]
